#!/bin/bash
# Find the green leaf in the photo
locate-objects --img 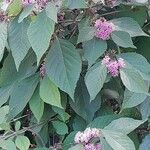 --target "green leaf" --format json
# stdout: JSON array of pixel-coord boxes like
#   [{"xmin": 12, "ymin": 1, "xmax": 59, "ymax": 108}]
[
  {"xmin": 46, "ymin": 38, "xmax": 81, "ymax": 99},
  {"xmin": 120, "ymin": 67, "xmax": 148, "ymax": 95},
  {"xmin": 120, "ymin": 52, "xmax": 150, "ymax": 74},
  {"xmin": 18, "ymin": 5, "xmax": 34, "ymax": 23},
  {"xmin": 116, "ymin": 5, "xmax": 147, "ymax": 26},
  {"xmin": 29, "ymin": 86, "xmax": 44, "ymax": 122},
  {"xmin": 15, "ymin": 136, "xmax": 30, "ymax": 150},
  {"xmin": 52, "ymin": 121, "xmax": 68, "ymax": 135},
  {"xmin": 68, "ymin": 144, "xmax": 84, "ymax": 150},
  {"xmin": 27, "ymin": 11, "xmax": 55, "ymax": 64},
  {"xmin": 122, "ymin": 89, "xmax": 147, "ymax": 109},
  {"xmin": 73, "ymin": 115, "xmax": 87, "ymax": 131},
  {"xmin": 102, "ymin": 130, "xmax": 136, "ymax": 150},
  {"xmin": 63, "ymin": 131, "xmax": 78, "ymax": 150},
  {"xmin": 9, "ymin": 18, "xmax": 31, "ymax": 70},
  {"xmin": 85, "ymin": 63, "xmax": 107, "ymax": 100},
  {"xmin": 0, "ymin": 84, "xmax": 14, "ymax": 107},
  {"xmin": 17, "ymin": 50, "xmax": 37, "ymax": 80},
  {"xmin": 1, "ymin": 140, "xmax": 17, "ymax": 150},
  {"xmin": 52, "ymin": 107, "xmax": 70, "ymax": 122},
  {"xmin": 111, "ymin": 31, "xmax": 136, "ymax": 48},
  {"xmin": 101, "ymin": 137, "xmax": 113, "ymax": 150},
  {"xmin": 104, "ymin": 118, "xmax": 146, "ymax": 134},
  {"xmin": 111, "ymin": 17, "xmax": 148, "ymax": 37},
  {"xmin": 34, "ymin": 123, "xmax": 49, "ymax": 145},
  {"xmin": 0, "ymin": 105, "xmax": 9, "ymax": 124},
  {"xmin": 0, "ymin": 139, "xmax": 6, "ymax": 149},
  {"xmin": 46, "ymin": 2, "xmax": 58, "ymax": 23},
  {"xmin": 34, "ymin": 148, "xmax": 49, "ymax": 150},
  {"xmin": 88, "ymin": 115, "xmax": 121, "ymax": 128},
  {"xmin": 8, "ymin": 0, "xmax": 22, "ymax": 16},
  {"xmin": 52, "ymin": 93, "xmax": 70, "ymax": 122},
  {"xmin": 5, "ymin": 140, "xmax": 16, "ymax": 150},
  {"xmin": 135, "ymin": 37, "xmax": 150, "ymax": 63},
  {"xmin": 0, "ymin": 22, "xmax": 7, "ymax": 61},
  {"xmin": 129, "ymin": 132, "xmax": 140, "ymax": 150},
  {"xmin": 69, "ymin": 76, "xmax": 101, "ymax": 123},
  {"xmin": 9, "ymin": 74, "xmax": 39, "ymax": 118},
  {"xmin": 64, "ymin": 0, "xmax": 87, "ymax": 9},
  {"xmin": 83, "ymin": 37, "xmax": 107, "ymax": 67},
  {"xmin": 15, "ymin": 121, "xmax": 21, "ymax": 131},
  {"xmin": 0, "ymin": 54, "xmax": 17, "ymax": 86},
  {"xmin": 139, "ymin": 97, "xmax": 150, "ymax": 119},
  {"xmin": 2, "ymin": 54, "xmax": 37, "ymax": 86},
  {"xmin": 77, "ymin": 26, "xmax": 95, "ymax": 43},
  {"xmin": 140, "ymin": 134, "xmax": 150, "ymax": 150},
  {"xmin": 40, "ymin": 76, "xmax": 62, "ymax": 108},
  {"xmin": 0, "ymin": 122, "xmax": 10, "ymax": 131},
  {"xmin": 102, "ymin": 89, "xmax": 120, "ymax": 100},
  {"xmin": 92, "ymin": 0, "xmax": 102, "ymax": 3},
  {"xmin": 140, "ymin": 72, "xmax": 150, "ymax": 81},
  {"xmin": 128, "ymin": 0, "xmax": 147, "ymax": 5},
  {"xmin": 0, "ymin": 50, "xmax": 37, "ymax": 87}
]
